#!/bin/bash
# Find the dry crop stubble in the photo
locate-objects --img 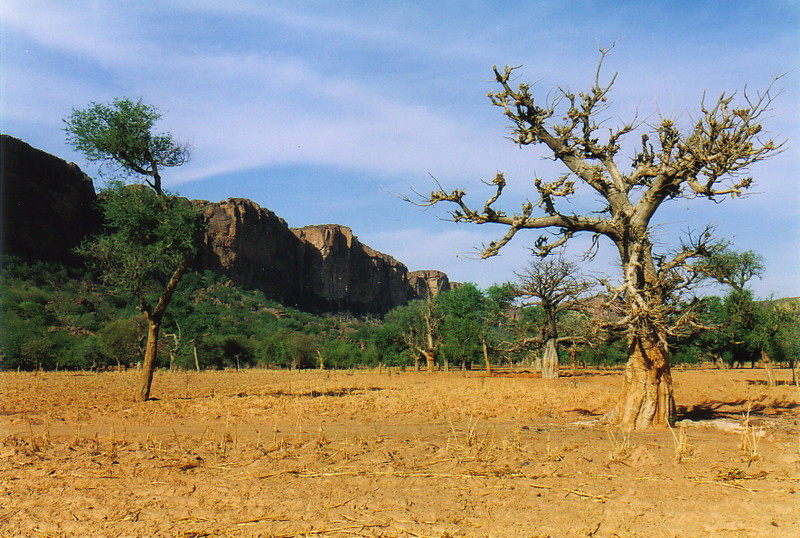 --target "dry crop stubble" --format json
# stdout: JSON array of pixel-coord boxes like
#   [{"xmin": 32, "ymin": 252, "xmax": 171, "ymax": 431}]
[{"xmin": 1, "ymin": 368, "xmax": 798, "ymax": 537}]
